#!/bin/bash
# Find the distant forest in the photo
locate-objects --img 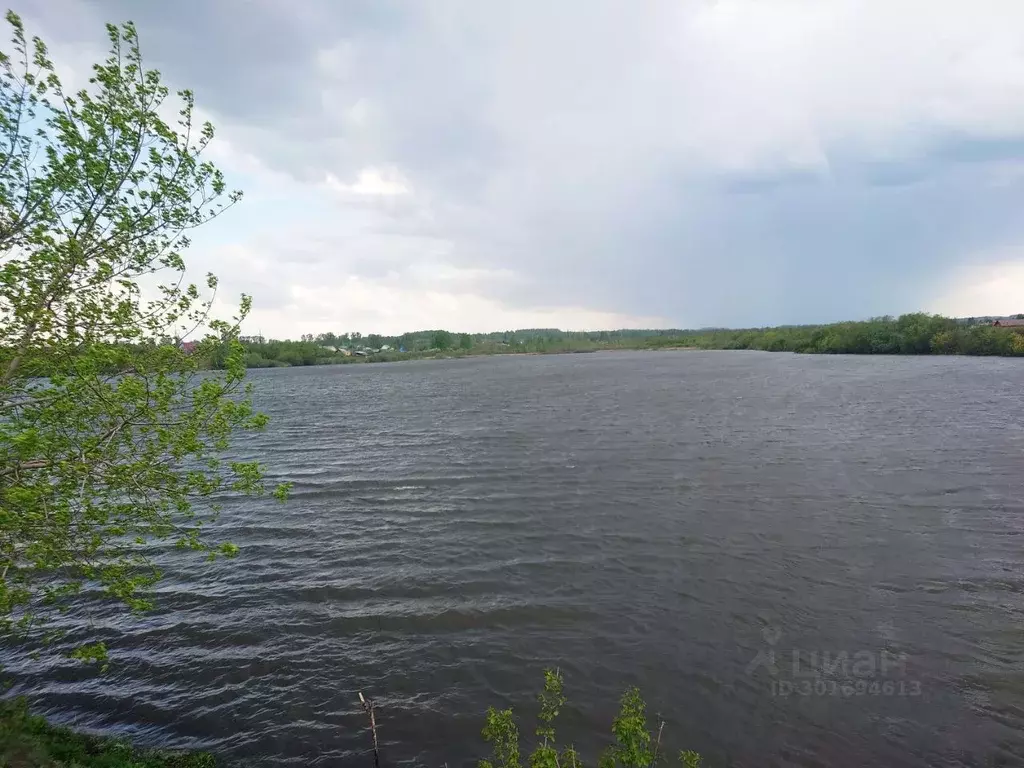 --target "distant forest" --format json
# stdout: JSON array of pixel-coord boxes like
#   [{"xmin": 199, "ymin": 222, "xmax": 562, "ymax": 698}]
[{"xmin": 236, "ymin": 313, "xmax": 1024, "ymax": 367}]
